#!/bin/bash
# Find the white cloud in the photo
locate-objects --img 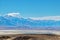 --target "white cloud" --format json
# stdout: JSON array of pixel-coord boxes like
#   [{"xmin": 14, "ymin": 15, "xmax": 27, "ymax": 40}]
[{"xmin": 29, "ymin": 16, "xmax": 60, "ymax": 21}]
